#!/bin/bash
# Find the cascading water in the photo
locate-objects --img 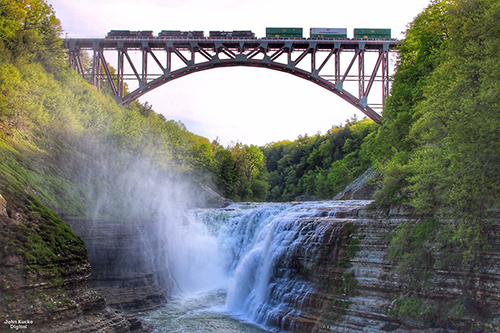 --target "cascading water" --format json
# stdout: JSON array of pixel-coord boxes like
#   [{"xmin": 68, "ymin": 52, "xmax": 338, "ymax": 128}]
[{"xmin": 142, "ymin": 200, "xmax": 372, "ymax": 332}]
